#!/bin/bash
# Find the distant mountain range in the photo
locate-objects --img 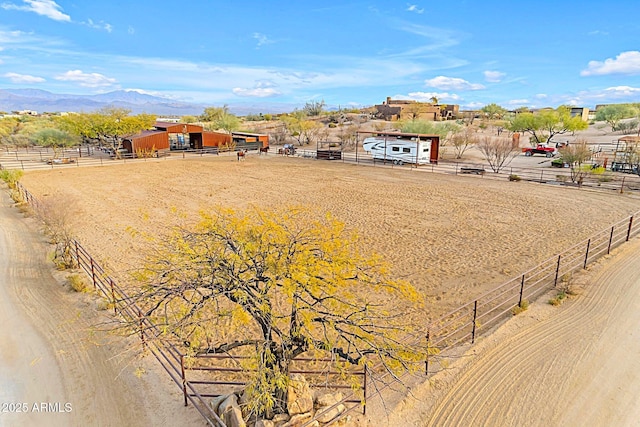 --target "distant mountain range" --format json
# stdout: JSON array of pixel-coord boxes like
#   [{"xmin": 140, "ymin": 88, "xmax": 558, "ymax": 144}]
[{"xmin": 0, "ymin": 89, "xmax": 298, "ymax": 116}]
